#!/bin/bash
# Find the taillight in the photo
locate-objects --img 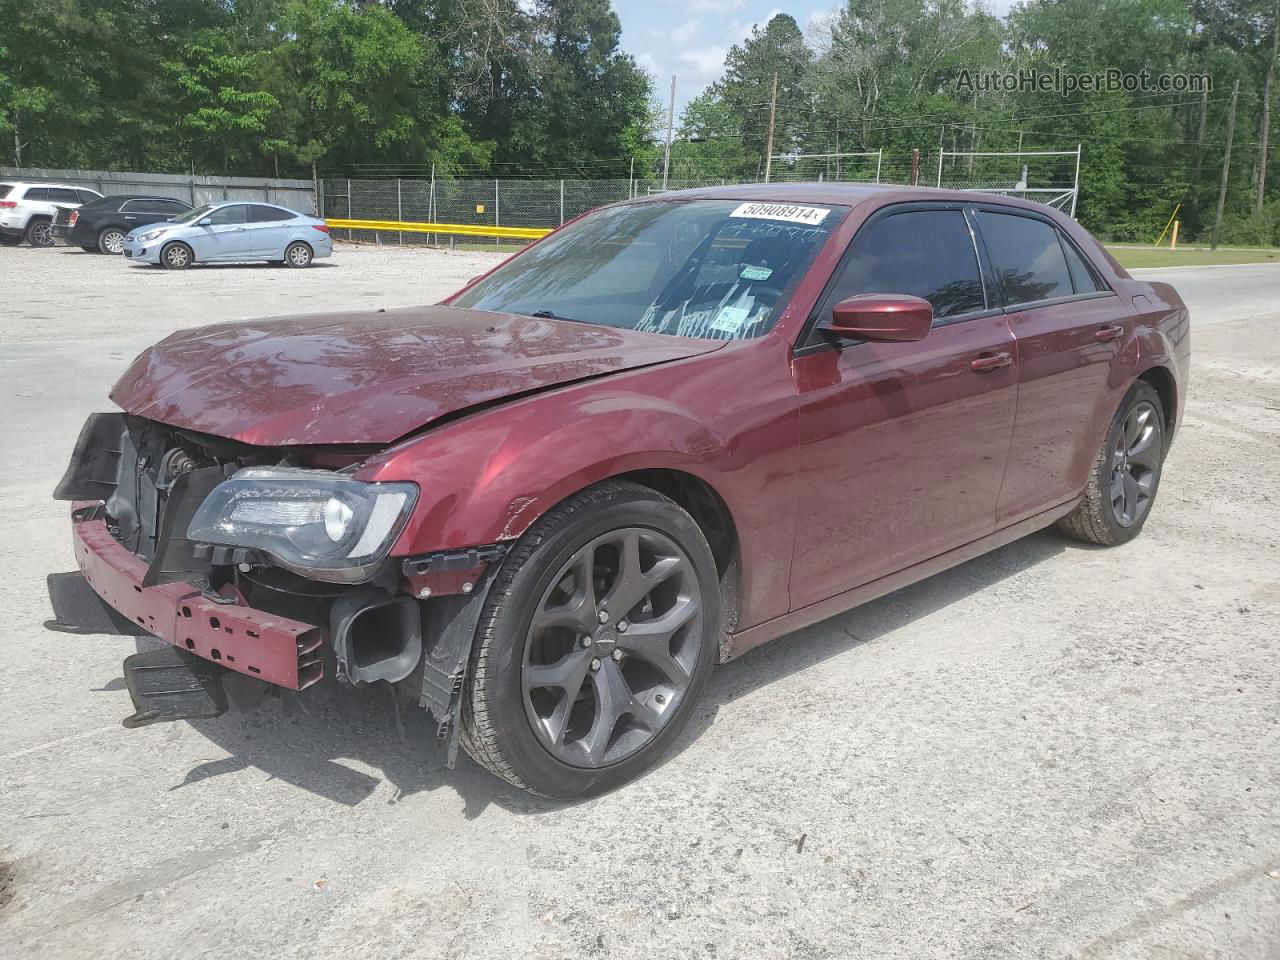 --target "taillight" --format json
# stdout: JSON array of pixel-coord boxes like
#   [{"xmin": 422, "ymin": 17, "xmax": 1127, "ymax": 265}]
[
  {"xmin": 0, "ymin": 201, "xmax": 15, "ymax": 208},
  {"xmin": 70, "ymin": 211, "xmax": 79, "ymax": 225},
  {"xmin": 312, "ymin": 223, "xmax": 330, "ymax": 233}
]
